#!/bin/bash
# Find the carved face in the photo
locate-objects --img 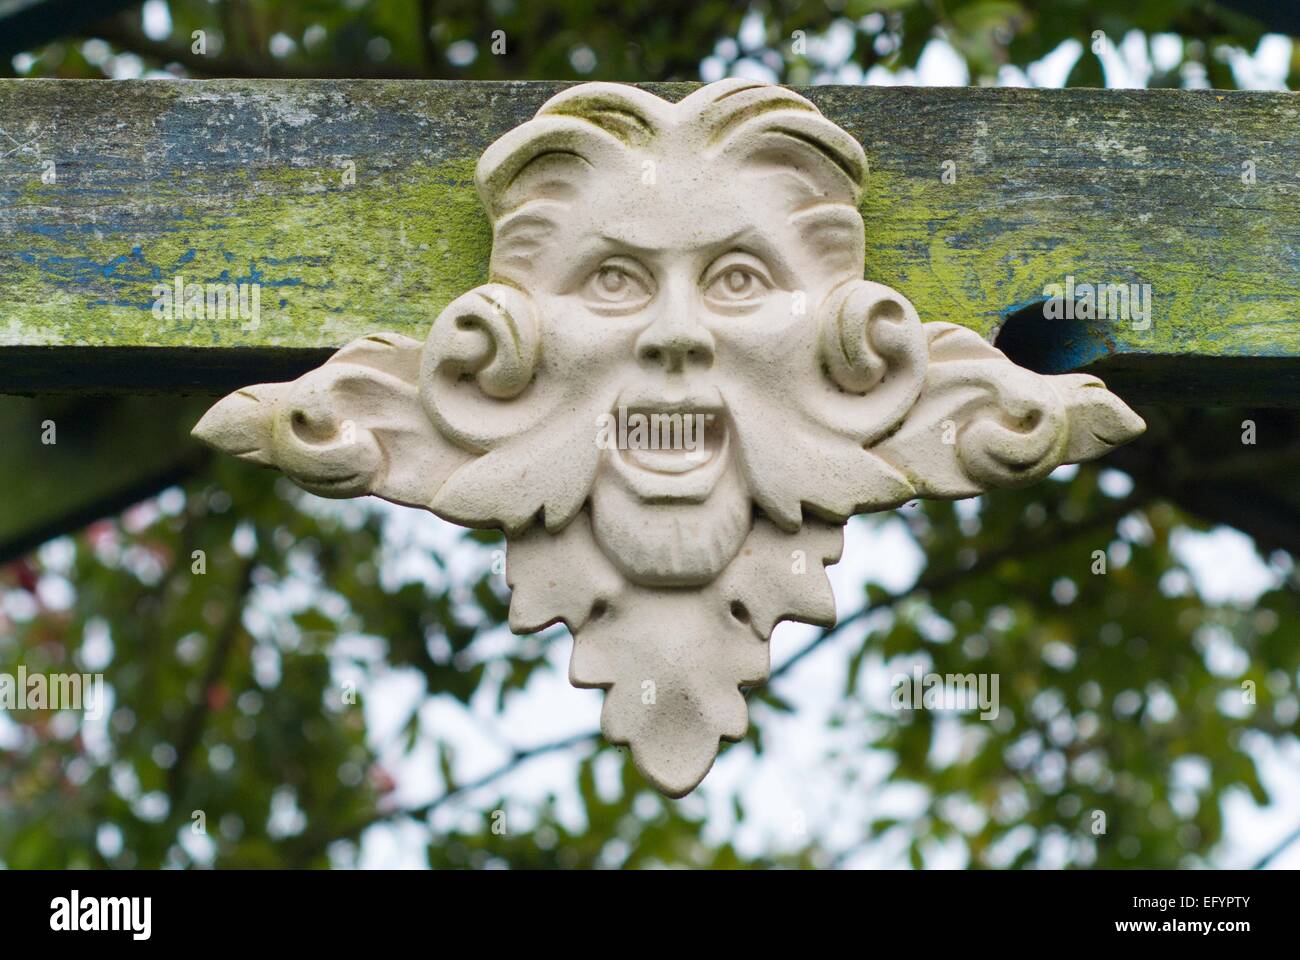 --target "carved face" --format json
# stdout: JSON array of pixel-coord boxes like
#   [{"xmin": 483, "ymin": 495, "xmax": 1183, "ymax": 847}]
[
  {"xmin": 486, "ymin": 136, "xmax": 865, "ymax": 585},
  {"xmin": 193, "ymin": 79, "xmax": 1145, "ymax": 798}
]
